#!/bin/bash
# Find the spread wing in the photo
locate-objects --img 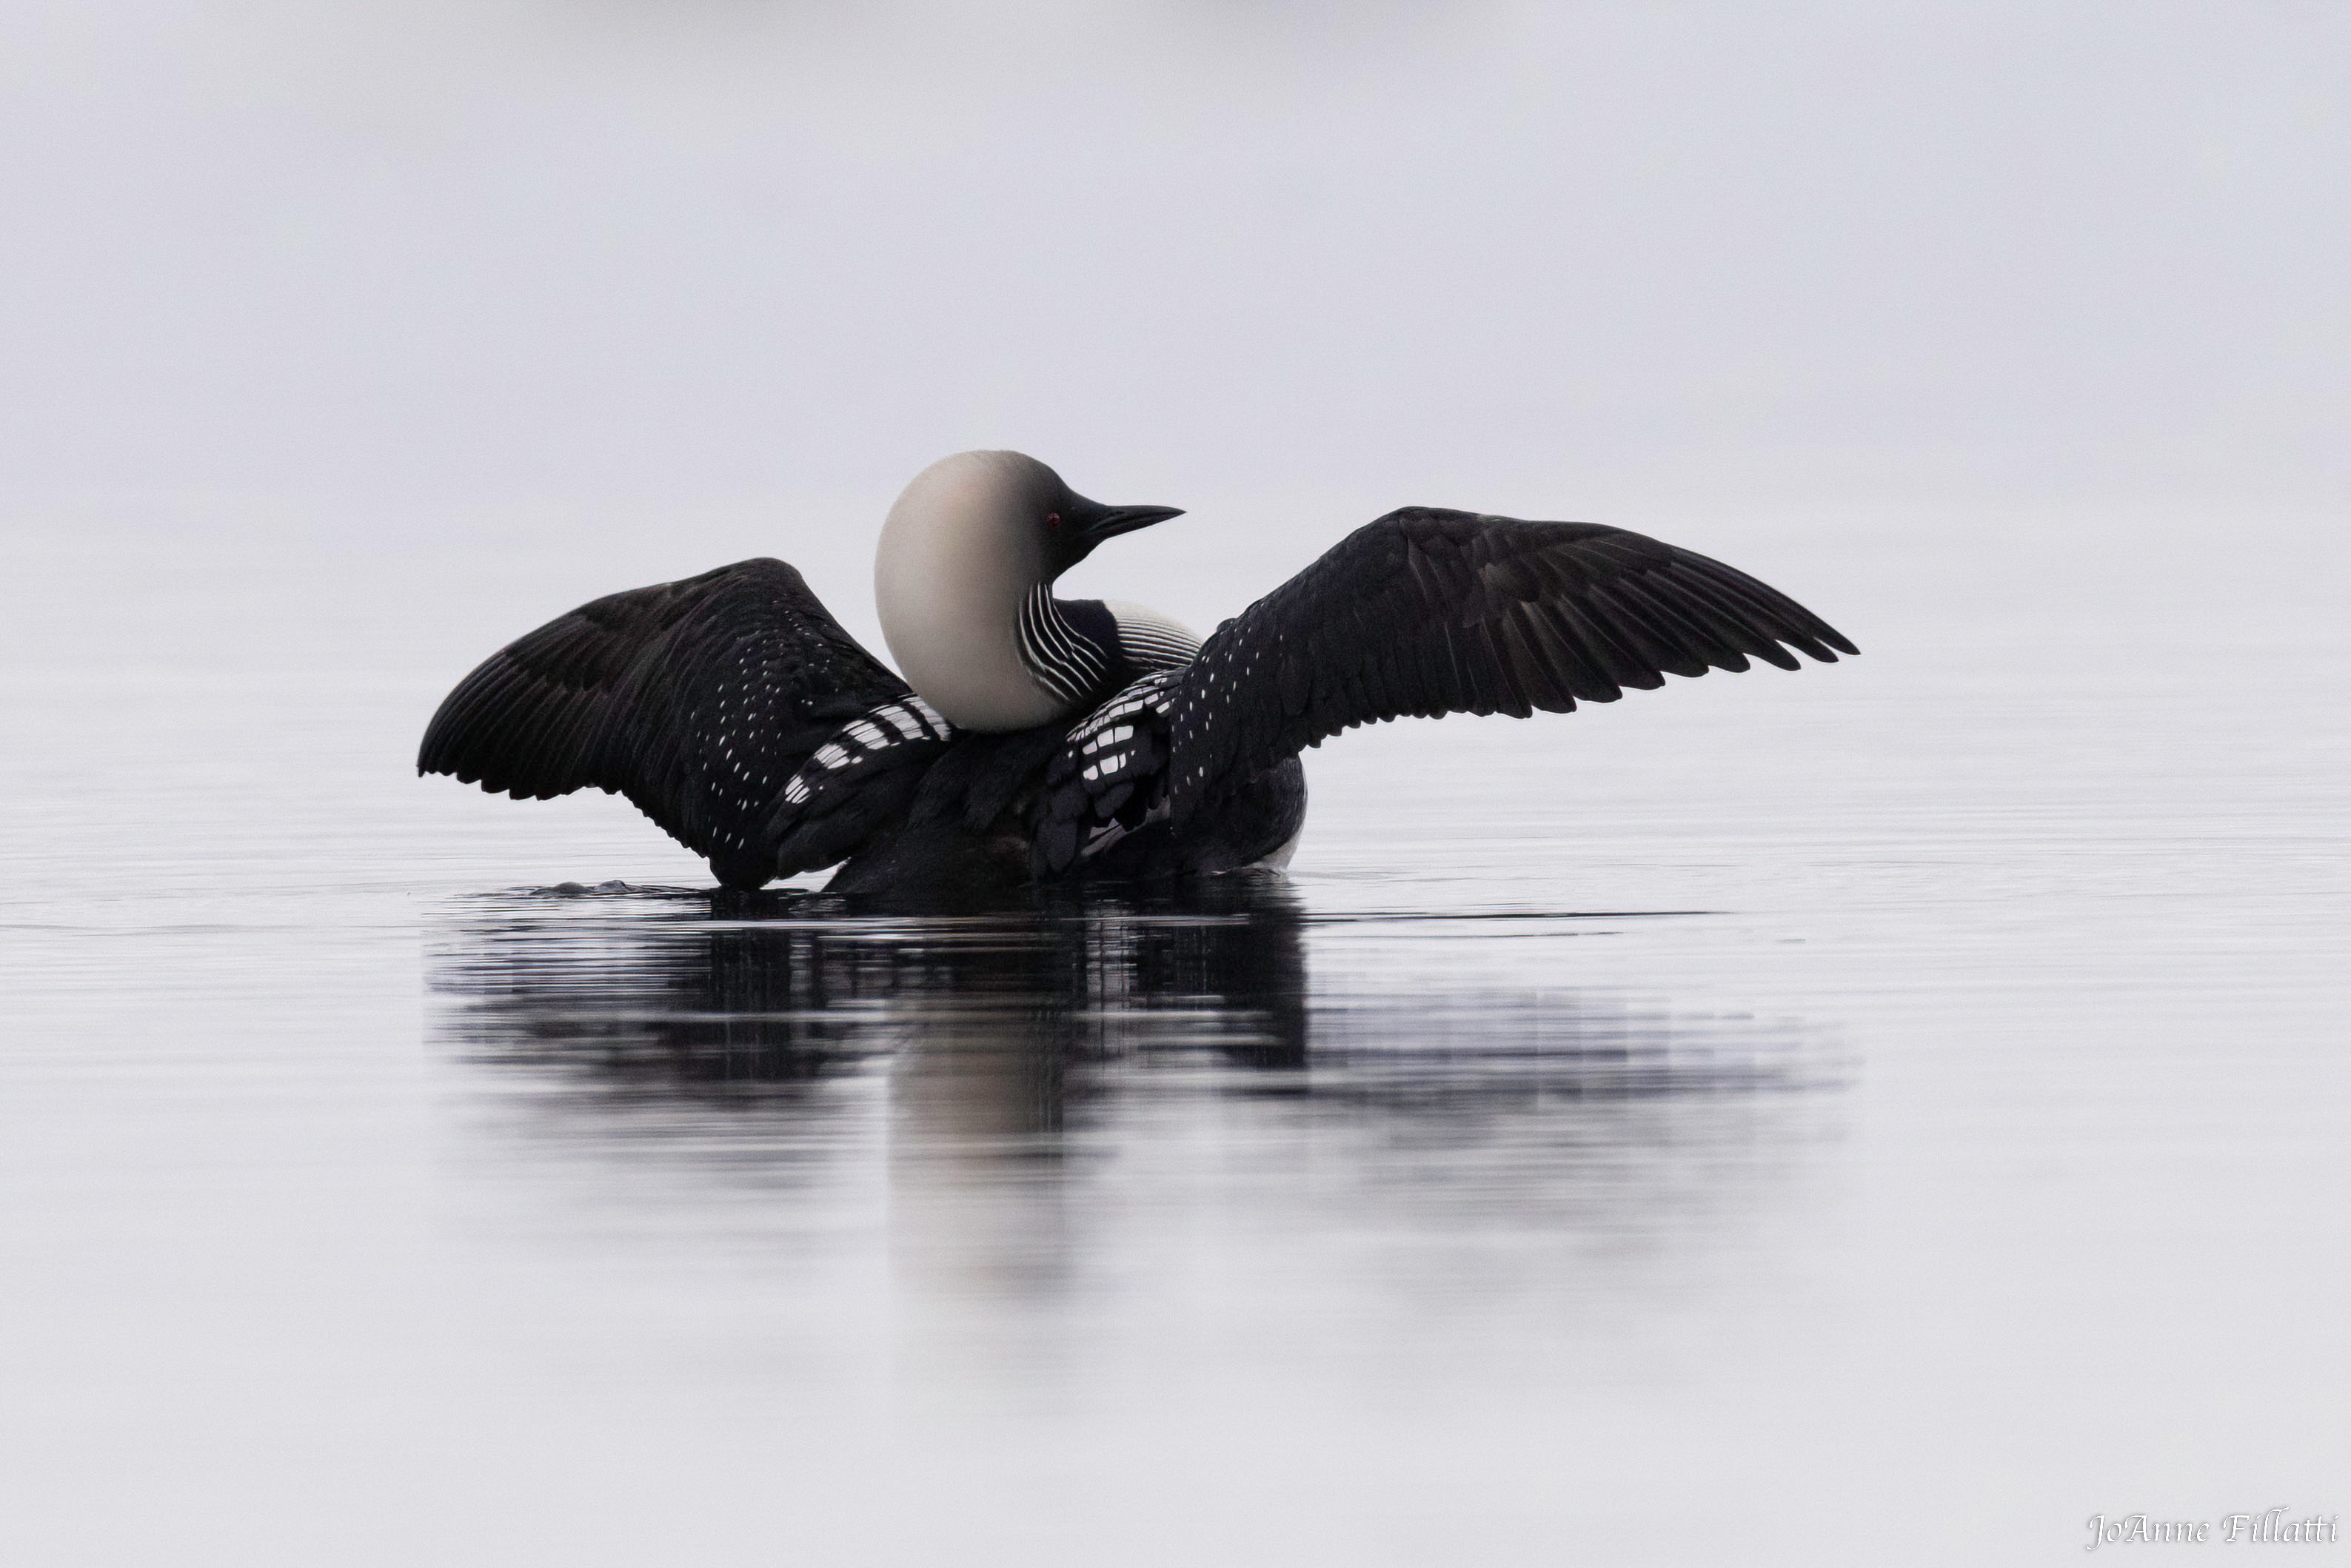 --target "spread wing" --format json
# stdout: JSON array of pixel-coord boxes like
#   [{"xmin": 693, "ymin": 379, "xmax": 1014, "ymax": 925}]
[
  {"xmin": 1040, "ymin": 509, "xmax": 1856, "ymax": 854},
  {"xmin": 418, "ymin": 557, "xmax": 951, "ymax": 888}
]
